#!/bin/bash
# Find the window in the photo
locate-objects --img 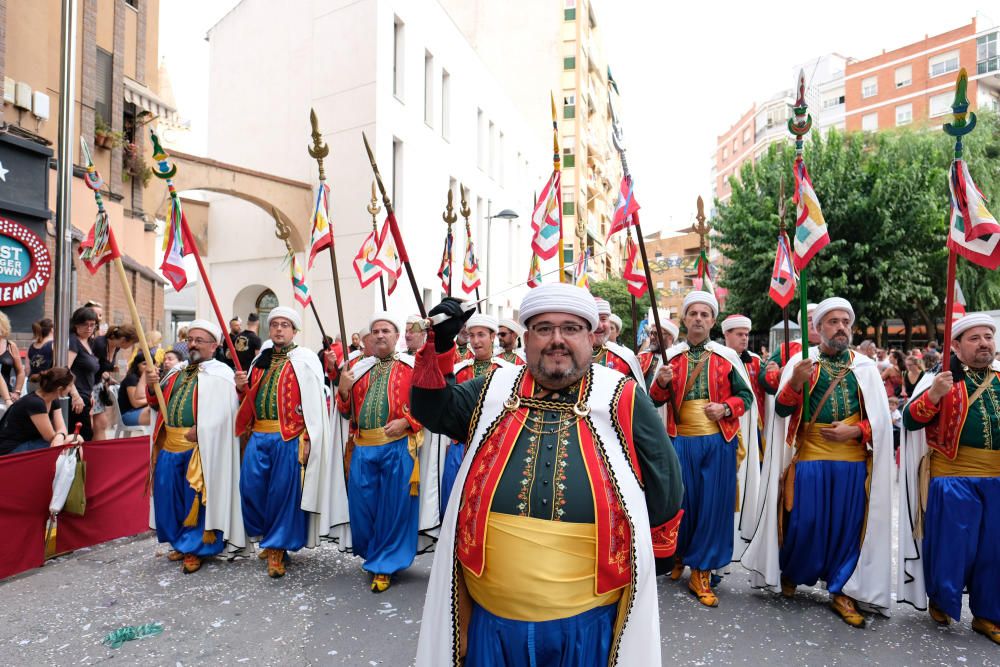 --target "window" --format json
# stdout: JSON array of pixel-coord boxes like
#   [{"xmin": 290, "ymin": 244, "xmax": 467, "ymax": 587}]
[
  {"xmin": 564, "ymin": 56, "xmax": 576, "ymax": 70},
  {"xmin": 95, "ymin": 48, "xmax": 113, "ymax": 126},
  {"xmin": 979, "ymin": 33, "xmax": 999, "ymax": 74},
  {"xmin": 732, "ymin": 138, "xmax": 738, "ymax": 153},
  {"xmin": 929, "ymin": 50, "xmax": 959, "ymax": 78},
  {"xmin": 393, "ymin": 17, "xmax": 404, "ymax": 99},
  {"xmin": 861, "ymin": 112, "xmax": 878, "ymax": 131},
  {"xmin": 424, "ymin": 51, "xmax": 434, "ymax": 126},
  {"xmin": 895, "ymin": 65, "xmax": 912, "ymax": 88},
  {"xmin": 669, "ymin": 280, "xmax": 679, "ymax": 290},
  {"xmin": 498, "ymin": 131, "xmax": 505, "ymax": 186},
  {"xmin": 655, "ymin": 281, "xmax": 664, "ymax": 289},
  {"xmin": 742, "ymin": 126, "xmax": 752, "ymax": 143},
  {"xmin": 563, "ymin": 200, "xmax": 575, "ymax": 216},
  {"xmin": 563, "ymin": 94, "xmax": 576, "ymax": 119},
  {"xmin": 895, "ymin": 103, "xmax": 912, "ymax": 126},
  {"xmin": 477, "ymin": 108, "xmax": 486, "ymax": 170},
  {"xmin": 392, "ymin": 137, "xmax": 403, "ymax": 210},
  {"xmin": 929, "ymin": 92, "xmax": 952, "ymax": 117},
  {"xmin": 124, "ymin": 0, "xmax": 138, "ymax": 8},
  {"xmin": 861, "ymin": 76, "xmax": 878, "ymax": 99},
  {"xmin": 440, "ymin": 70, "xmax": 450, "ymax": 140},
  {"xmin": 488, "ymin": 120, "xmax": 496, "ymax": 179},
  {"xmin": 564, "ymin": 0, "xmax": 576, "ymax": 21},
  {"xmin": 722, "ymin": 146, "xmax": 728, "ymax": 160},
  {"xmin": 822, "ymin": 93, "xmax": 845, "ymax": 109},
  {"xmin": 562, "ymin": 135, "xmax": 575, "ymax": 168},
  {"xmin": 255, "ymin": 289, "xmax": 279, "ymax": 319}
]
